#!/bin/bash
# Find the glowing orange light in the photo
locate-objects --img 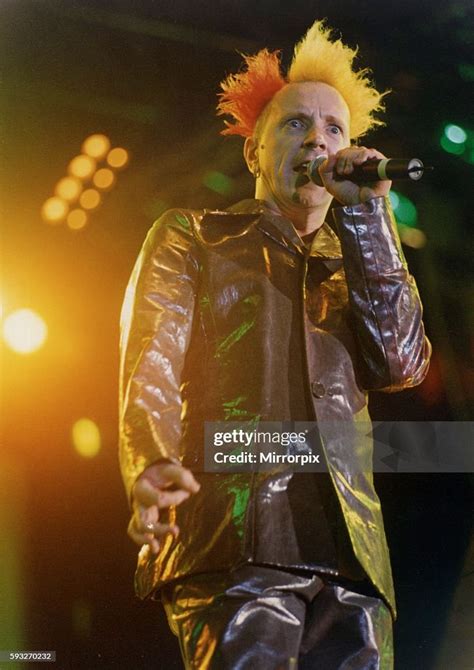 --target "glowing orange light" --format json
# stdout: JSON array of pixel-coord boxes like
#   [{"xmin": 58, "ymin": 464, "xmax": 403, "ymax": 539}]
[
  {"xmin": 398, "ymin": 224, "xmax": 427, "ymax": 249},
  {"xmin": 55, "ymin": 176, "xmax": 83, "ymax": 202},
  {"xmin": 68, "ymin": 155, "xmax": 96, "ymax": 180},
  {"xmin": 3, "ymin": 309, "xmax": 48, "ymax": 354},
  {"xmin": 93, "ymin": 168, "xmax": 115, "ymax": 190},
  {"xmin": 107, "ymin": 147, "xmax": 129, "ymax": 169},
  {"xmin": 41, "ymin": 197, "xmax": 68, "ymax": 223},
  {"xmin": 81, "ymin": 133, "xmax": 111, "ymax": 160},
  {"xmin": 67, "ymin": 209, "xmax": 88, "ymax": 230},
  {"xmin": 72, "ymin": 418, "xmax": 101, "ymax": 458},
  {"xmin": 79, "ymin": 189, "xmax": 101, "ymax": 210}
]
